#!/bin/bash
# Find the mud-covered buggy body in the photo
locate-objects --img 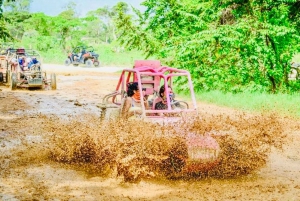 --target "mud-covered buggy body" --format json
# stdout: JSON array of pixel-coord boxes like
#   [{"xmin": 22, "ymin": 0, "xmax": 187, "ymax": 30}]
[
  {"xmin": 0, "ymin": 44, "xmax": 15, "ymax": 84},
  {"xmin": 65, "ymin": 46, "xmax": 100, "ymax": 67},
  {"xmin": 289, "ymin": 62, "xmax": 300, "ymax": 80},
  {"xmin": 0, "ymin": 54, "xmax": 9, "ymax": 84},
  {"xmin": 99, "ymin": 60, "xmax": 220, "ymax": 174},
  {"xmin": 6, "ymin": 48, "xmax": 56, "ymax": 90}
]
